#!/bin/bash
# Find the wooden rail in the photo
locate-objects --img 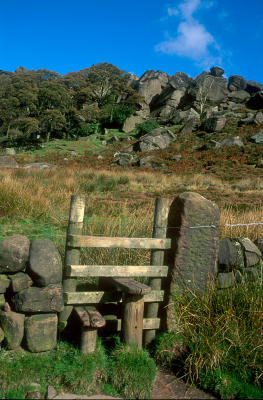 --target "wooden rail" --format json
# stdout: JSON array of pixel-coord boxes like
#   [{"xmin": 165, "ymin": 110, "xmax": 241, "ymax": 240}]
[
  {"xmin": 64, "ymin": 290, "xmax": 165, "ymax": 304},
  {"xmin": 65, "ymin": 264, "xmax": 169, "ymax": 278}
]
